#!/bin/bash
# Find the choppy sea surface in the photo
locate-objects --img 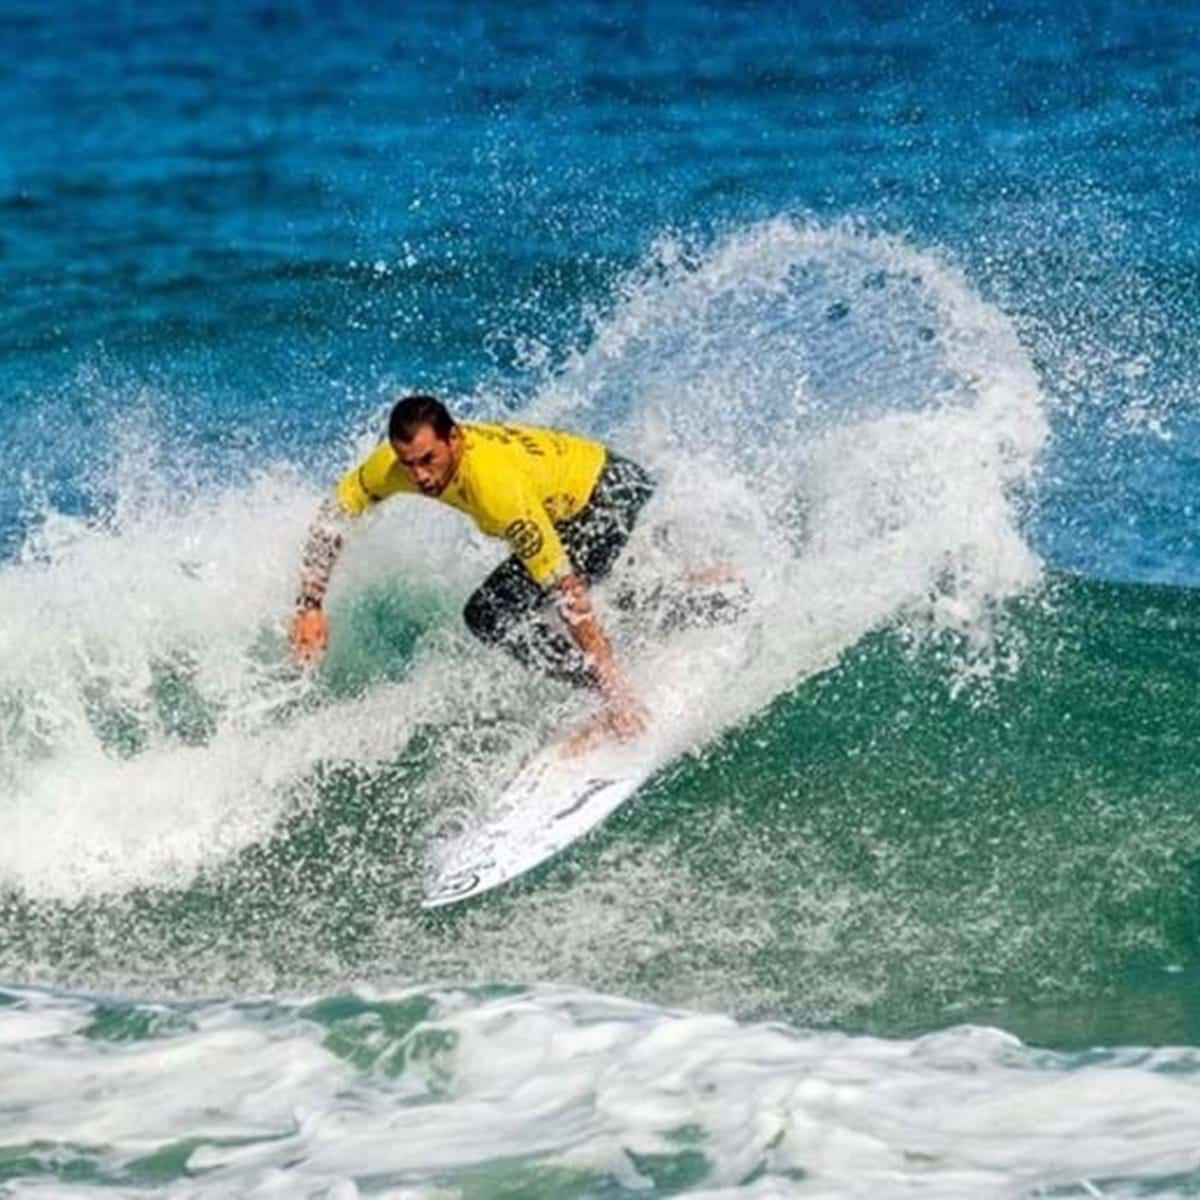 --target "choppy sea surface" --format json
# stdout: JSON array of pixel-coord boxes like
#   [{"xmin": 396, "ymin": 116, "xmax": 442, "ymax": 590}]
[{"xmin": 4, "ymin": 1, "xmax": 1200, "ymax": 1195}]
